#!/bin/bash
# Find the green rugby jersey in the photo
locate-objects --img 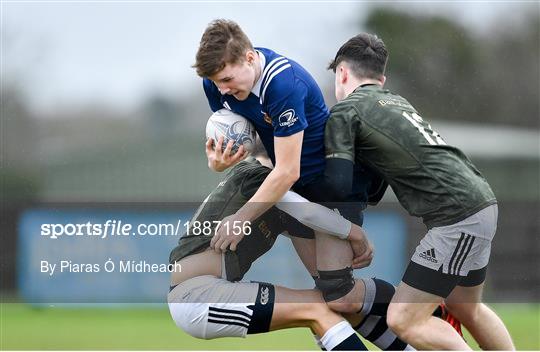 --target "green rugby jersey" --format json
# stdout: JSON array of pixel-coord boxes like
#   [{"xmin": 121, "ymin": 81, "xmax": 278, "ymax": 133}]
[
  {"xmin": 169, "ymin": 158, "xmax": 311, "ymax": 281},
  {"xmin": 325, "ymin": 85, "xmax": 496, "ymax": 228}
]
